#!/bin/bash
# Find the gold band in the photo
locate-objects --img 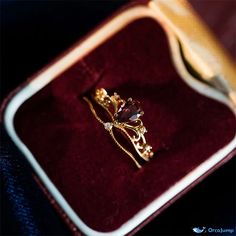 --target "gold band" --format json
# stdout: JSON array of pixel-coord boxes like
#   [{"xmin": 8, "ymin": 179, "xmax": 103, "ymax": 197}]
[{"xmin": 83, "ymin": 88, "xmax": 154, "ymax": 168}]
